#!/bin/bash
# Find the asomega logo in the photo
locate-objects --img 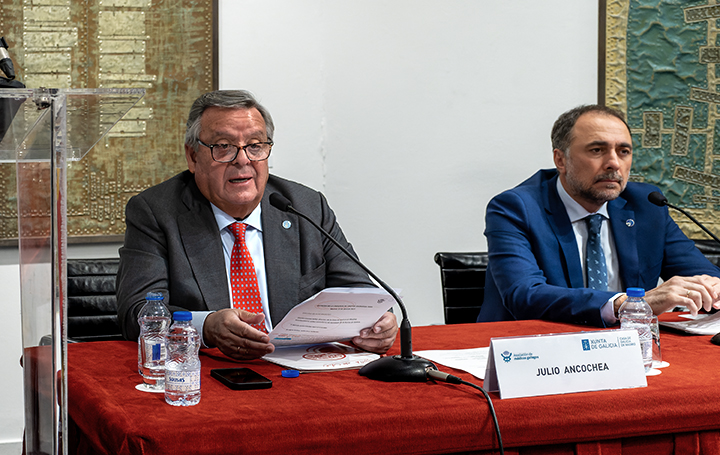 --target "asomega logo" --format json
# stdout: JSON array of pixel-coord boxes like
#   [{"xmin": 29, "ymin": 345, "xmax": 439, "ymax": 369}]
[{"xmin": 500, "ymin": 351, "xmax": 539, "ymax": 363}]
